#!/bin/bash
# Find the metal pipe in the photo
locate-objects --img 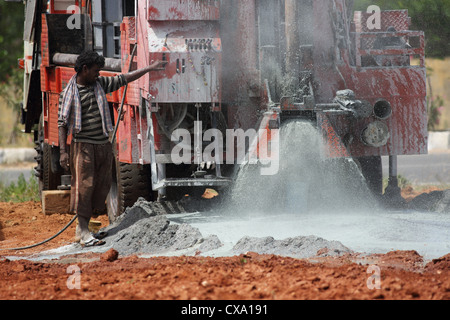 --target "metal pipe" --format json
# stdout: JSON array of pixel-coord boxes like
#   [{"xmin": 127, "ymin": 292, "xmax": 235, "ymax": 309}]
[
  {"xmin": 285, "ymin": 0, "xmax": 300, "ymax": 79},
  {"xmin": 384, "ymin": 155, "xmax": 405, "ymax": 206},
  {"xmin": 258, "ymin": 0, "xmax": 281, "ymax": 102},
  {"xmin": 389, "ymin": 155, "xmax": 398, "ymax": 179},
  {"xmin": 52, "ymin": 53, "xmax": 122, "ymax": 72},
  {"xmin": 157, "ymin": 163, "xmax": 167, "ymax": 199},
  {"xmin": 237, "ymin": 0, "xmax": 258, "ymax": 72},
  {"xmin": 111, "ymin": 44, "xmax": 138, "ymax": 145},
  {"xmin": 373, "ymin": 99, "xmax": 393, "ymax": 120}
]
